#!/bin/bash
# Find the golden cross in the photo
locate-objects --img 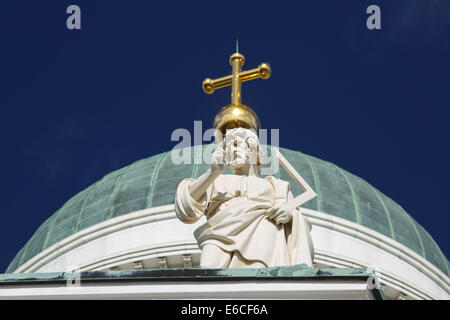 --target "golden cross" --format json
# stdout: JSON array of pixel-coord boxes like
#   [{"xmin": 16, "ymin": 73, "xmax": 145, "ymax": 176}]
[{"xmin": 202, "ymin": 52, "xmax": 271, "ymax": 105}]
